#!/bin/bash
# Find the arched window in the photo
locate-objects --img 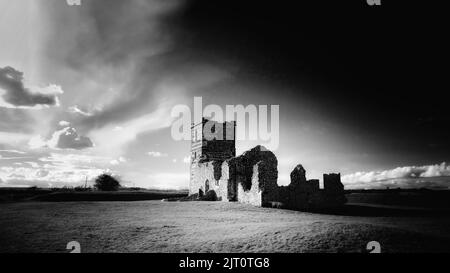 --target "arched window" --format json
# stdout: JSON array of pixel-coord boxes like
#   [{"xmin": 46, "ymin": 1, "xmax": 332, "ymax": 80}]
[{"xmin": 205, "ymin": 179, "xmax": 210, "ymax": 192}]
